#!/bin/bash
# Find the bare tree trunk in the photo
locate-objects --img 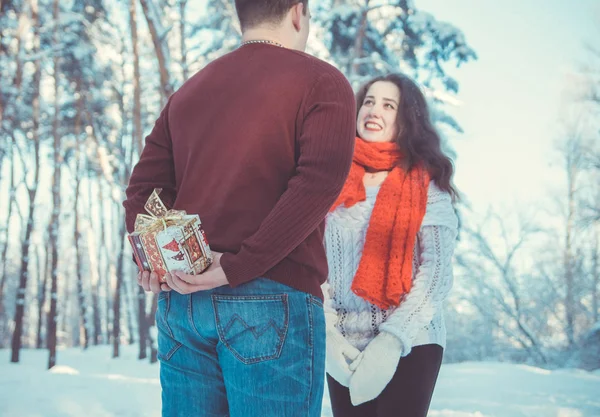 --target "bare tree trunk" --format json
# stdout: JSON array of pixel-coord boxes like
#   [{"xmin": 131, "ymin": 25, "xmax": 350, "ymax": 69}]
[
  {"xmin": 91, "ymin": 271, "xmax": 101, "ymax": 346},
  {"xmin": 593, "ymin": 228, "xmax": 599, "ymax": 324},
  {"xmin": 0, "ymin": 0, "xmax": 13, "ymax": 172},
  {"xmin": 148, "ymin": 294, "xmax": 158, "ymax": 363},
  {"xmin": 33, "ymin": 244, "xmax": 43, "ymax": 348},
  {"xmin": 92, "ymin": 173, "xmax": 107, "ymax": 345},
  {"xmin": 10, "ymin": 0, "xmax": 41, "ymax": 363},
  {"xmin": 107, "ymin": 245, "xmax": 116, "ymax": 347},
  {"xmin": 91, "ymin": 180, "xmax": 103, "ymax": 345},
  {"xmin": 123, "ymin": 270, "xmax": 136, "ymax": 345},
  {"xmin": 130, "ymin": 0, "xmax": 144, "ymax": 152},
  {"xmin": 85, "ymin": 169, "xmax": 95, "ymax": 329},
  {"xmin": 178, "ymin": 0, "xmax": 188, "ymax": 80},
  {"xmin": 0, "ymin": 0, "xmax": 9, "ymax": 128},
  {"xmin": 0, "ymin": 163, "xmax": 14, "ymax": 347},
  {"xmin": 0, "ymin": 0, "xmax": 25, "ymax": 139},
  {"xmin": 139, "ymin": 0, "xmax": 173, "ymax": 102},
  {"xmin": 96, "ymin": 180, "xmax": 108, "ymax": 345},
  {"xmin": 104, "ymin": 193, "xmax": 114, "ymax": 344},
  {"xmin": 0, "ymin": 146, "xmax": 18, "ymax": 349},
  {"xmin": 10, "ymin": 130, "xmax": 38, "ymax": 362},
  {"xmin": 0, "ymin": 139, "xmax": 15, "ymax": 306},
  {"xmin": 10, "ymin": 3, "xmax": 24, "ymax": 90},
  {"xmin": 564, "ymin": 148, "xmax": 578, "ymax": 348},
  {"xmin": 112, "ymin": 221, "xmax": 126, "ymax": 358},
  {"xmin": 121, "ymin": 9, "xmax": 150, "ymax": 355},
  {"xmin": 74, "ymin": 168, "xmax": 89, "ymax": 349},
  {"xmin": 137, "ymin": 285, "xmax": 148, "ymax": 359},
  {"xmin": 350, "ymin": 2, "xmax": 369, "ymax": 79},
  {"xmin": 46, "ymin": 0, "xmax": 61, "ymax": 369},
  {"xmin": 59, "ymin": 278, "xmax": 70, "ymax": 345},
  {"xmin": 73, "ymin": 87, "xmax": 89, "ymax": 350},
  {"xmin": 36, "ymin": 243, "xmax": 49, "ymax": 348}
]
